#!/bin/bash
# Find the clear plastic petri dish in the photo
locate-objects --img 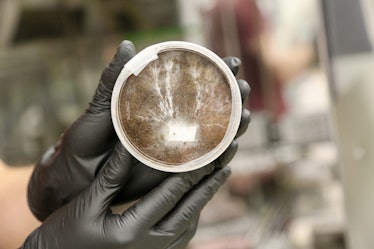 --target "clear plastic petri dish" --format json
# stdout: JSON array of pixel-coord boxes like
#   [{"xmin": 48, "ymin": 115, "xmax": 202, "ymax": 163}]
[{"xmin": 111, "ymin": 41, "xmax": 242, "ymax": 172}]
